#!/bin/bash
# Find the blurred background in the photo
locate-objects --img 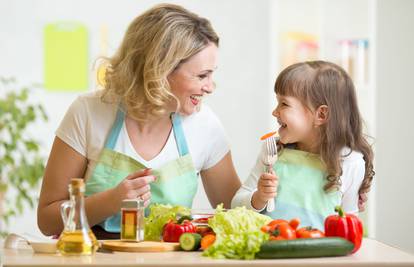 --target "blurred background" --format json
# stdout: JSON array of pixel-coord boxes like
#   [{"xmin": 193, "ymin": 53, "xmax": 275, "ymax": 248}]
[{"xmin": 0, "ymin": 0, "xmax": 413, "ymax": 254}]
